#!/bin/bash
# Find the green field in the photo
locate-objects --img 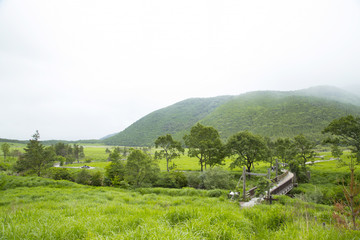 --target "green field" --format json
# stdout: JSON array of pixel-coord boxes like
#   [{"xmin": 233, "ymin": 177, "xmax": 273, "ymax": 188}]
[
  {"xmin": 1, "ymin": 175, "xmax": 359, "ymax": 239},
  {"xmin": 2, "ymin": 144, "xmax": 360, "ymax": 239}
]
